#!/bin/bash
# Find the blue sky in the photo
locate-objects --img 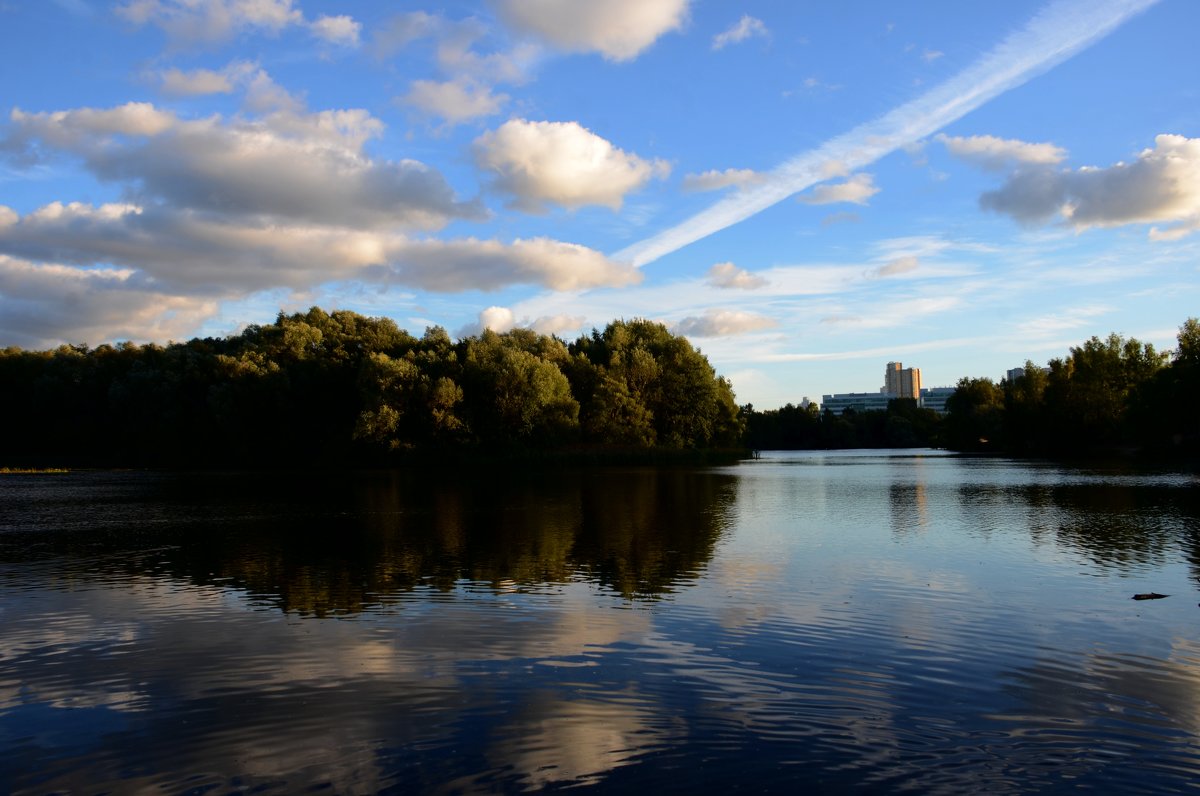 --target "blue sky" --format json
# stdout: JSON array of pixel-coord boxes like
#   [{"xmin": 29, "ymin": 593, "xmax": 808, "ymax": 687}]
[{"xmin": 1, "ymin": 0, "xmax": 1198, "ymax": 407}]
